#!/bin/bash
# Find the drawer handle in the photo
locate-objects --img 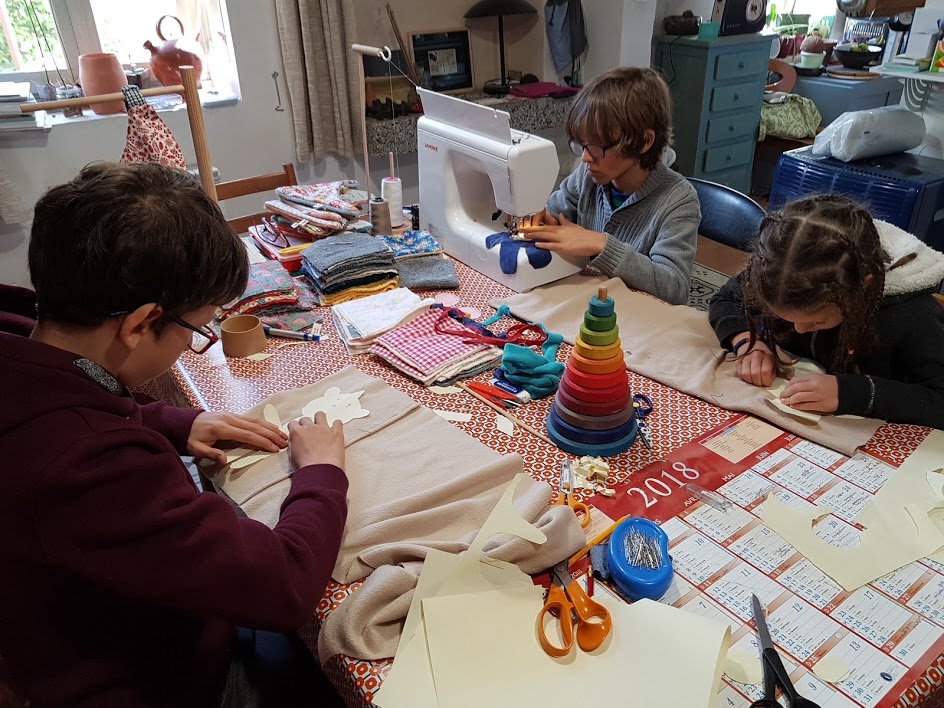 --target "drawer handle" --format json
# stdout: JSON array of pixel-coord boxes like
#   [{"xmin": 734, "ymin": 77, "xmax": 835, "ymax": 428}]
[
  {"xmin": 729, "ymin": 124, "xmax": 735, "ymax": 132},
  {"xmin": 733, "ymin": 93, "xmax": 741, "ymax": 102},
  {"xmin": 738, "ymin": 61, "xmax": 745, "ymax": 70},
  {"xmin": 726, "ymin": 154, "xmax": 733, "ymax": 162}
]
